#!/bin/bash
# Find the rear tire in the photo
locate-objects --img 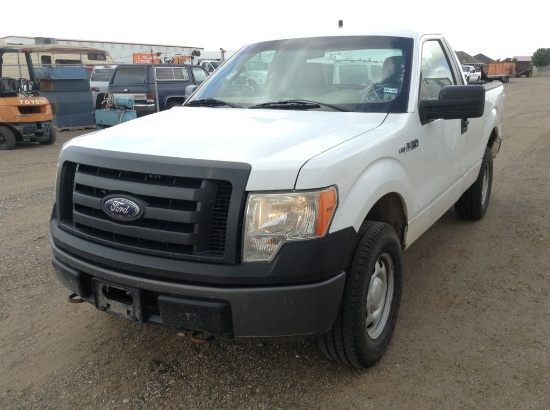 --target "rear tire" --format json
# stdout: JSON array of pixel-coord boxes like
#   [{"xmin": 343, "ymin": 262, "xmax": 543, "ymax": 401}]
[
  {"xmin": 319, "ymin": 222, "xmax": 403, "ymax": 369},
  {"xmin": 39, "ymin": 128, "xmax": 57, "ymax": 145},
  {"xmin": 0, "ymin": 126, "xmax": 17, "ymax": 150},
  {"xmin": 455, "ymin": 146, "xmax": 493, "ymax": 220}
]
